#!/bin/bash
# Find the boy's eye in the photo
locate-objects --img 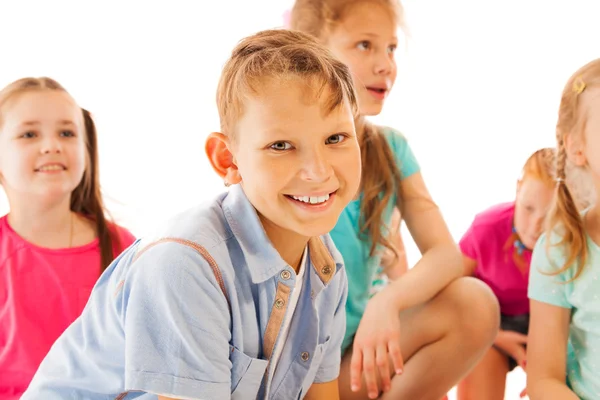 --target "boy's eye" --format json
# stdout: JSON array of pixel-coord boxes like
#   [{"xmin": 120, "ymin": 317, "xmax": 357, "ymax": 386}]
[
  {"xmin": 357, "ymin": 41, "xmax": 371, "ymax": 51},
  {"xmin": 388, "ymin": 44, "xmax": 397, "ymax": 54},
  {"xmin": 270, "ymin": 141, "xmax": 292, "ymax": 151},
  {"xmin": 21, "ymin": 131, "xmax": 36, "ymax": 138},
  {"xmin": 326, "ymin": 134, "xmax": 346, "ymax": 144}
]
